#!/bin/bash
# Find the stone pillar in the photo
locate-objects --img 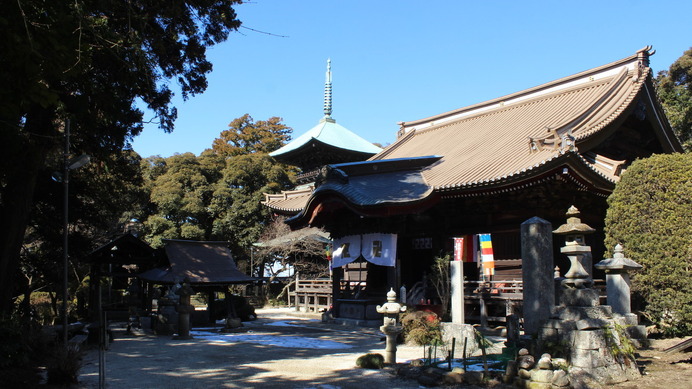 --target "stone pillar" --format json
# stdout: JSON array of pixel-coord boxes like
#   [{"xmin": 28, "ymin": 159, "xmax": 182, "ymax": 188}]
[
  {"xmin": 450, "ymin": 260, "xmax": 464, "ymax": 324},
  {"xmin": 521, "ymin": 217, "xmax": 555, "ymax": 336}
]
